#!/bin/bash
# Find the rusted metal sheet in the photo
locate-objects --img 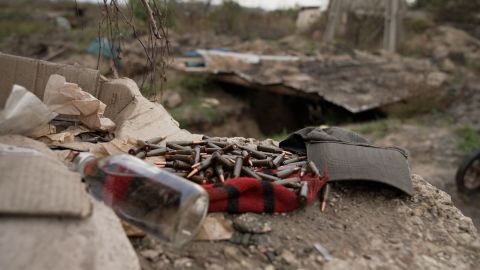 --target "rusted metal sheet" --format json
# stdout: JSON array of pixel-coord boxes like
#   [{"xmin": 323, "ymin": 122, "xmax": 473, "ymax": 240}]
[{"xmin": 174, "ymin": 49, "xmax": 443, "ymax": 113}]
